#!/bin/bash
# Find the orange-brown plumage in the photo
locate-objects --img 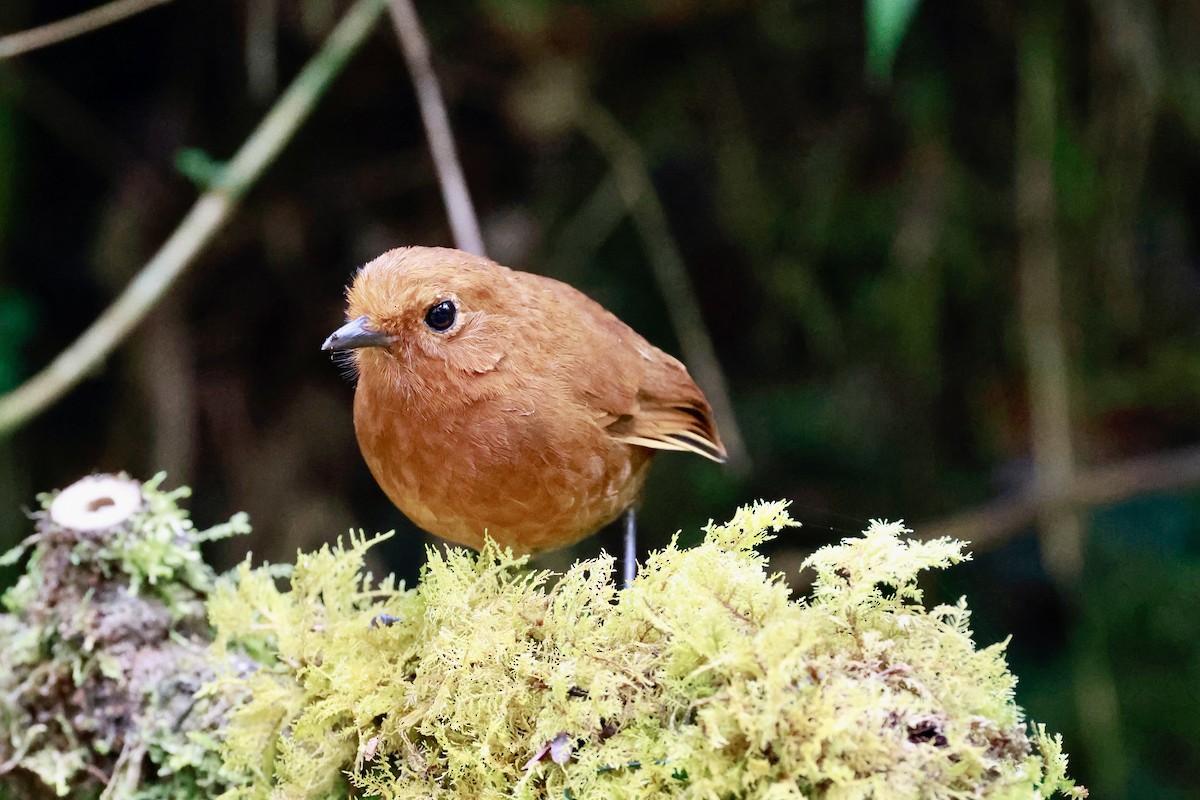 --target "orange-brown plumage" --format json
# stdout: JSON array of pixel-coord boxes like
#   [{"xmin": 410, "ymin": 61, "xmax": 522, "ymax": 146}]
[{"xmin": 324, "ymin": 246, "xmax": 724, "ymax": 553}]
